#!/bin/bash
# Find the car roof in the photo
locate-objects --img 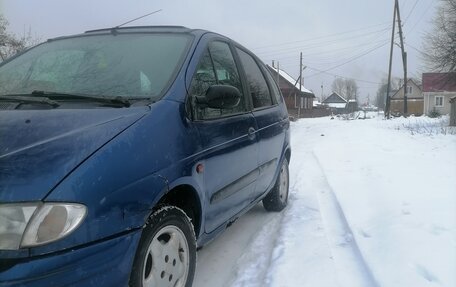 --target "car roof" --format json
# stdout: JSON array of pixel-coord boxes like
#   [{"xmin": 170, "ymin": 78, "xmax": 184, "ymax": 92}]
[{"xmin": 48, "ymin": 26, "xmax": 209, "ymax": 42}]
